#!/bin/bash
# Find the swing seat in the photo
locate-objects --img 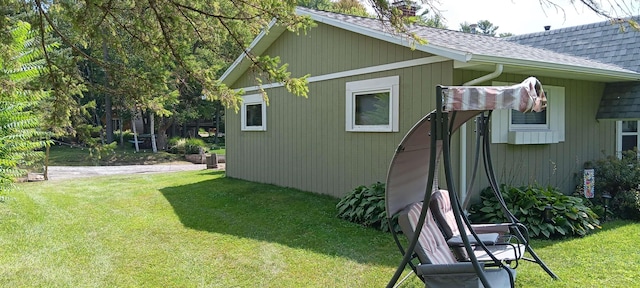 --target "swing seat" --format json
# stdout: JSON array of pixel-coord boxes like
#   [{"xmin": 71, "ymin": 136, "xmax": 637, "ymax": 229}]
[
  {"xmin": 398, "ymin": 201, "xmax": 515, "ymax": 288},
  {"xmin": 430, "ymin": 189, "xmax": 525, "ymax": 262}
]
